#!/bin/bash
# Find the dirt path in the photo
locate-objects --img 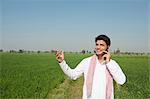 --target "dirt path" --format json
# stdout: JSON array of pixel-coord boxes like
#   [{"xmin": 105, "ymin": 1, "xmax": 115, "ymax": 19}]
[{"xmin": 46, "ymin": 77, "xmax": 84, "ymax": 99}]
